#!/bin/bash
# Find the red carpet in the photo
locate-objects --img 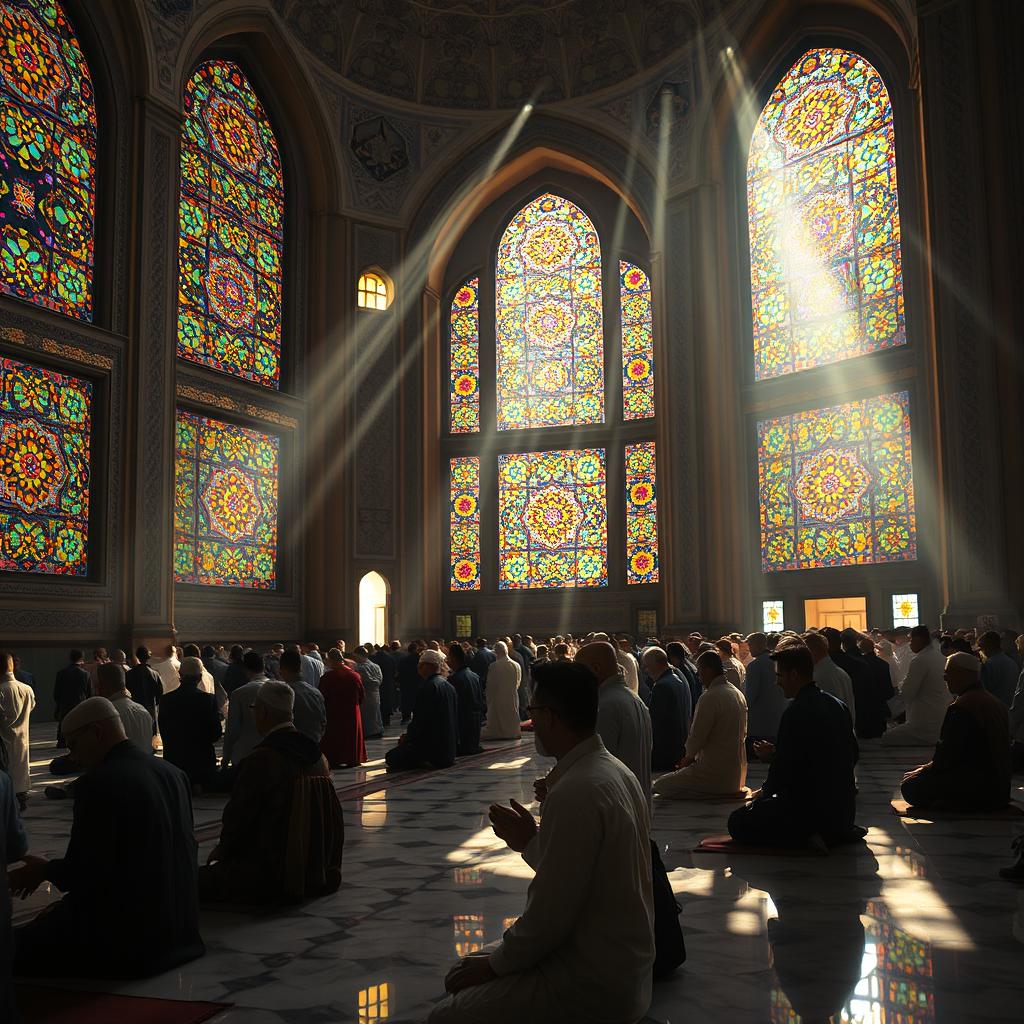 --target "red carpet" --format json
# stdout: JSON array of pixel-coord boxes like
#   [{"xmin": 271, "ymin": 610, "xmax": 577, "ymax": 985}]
[
  {"xmin": 693, "ymin": 834, "xmax": 821, "ymax": 856},
  {"xmin": 16, "ymin": 986, "xmax": 230, "ymax": 1024},
  {"xmin": 891, "ymin": 798, "xmax": 1024, "ymax": 820}
]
